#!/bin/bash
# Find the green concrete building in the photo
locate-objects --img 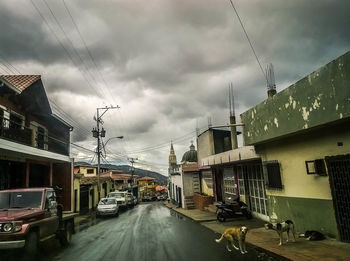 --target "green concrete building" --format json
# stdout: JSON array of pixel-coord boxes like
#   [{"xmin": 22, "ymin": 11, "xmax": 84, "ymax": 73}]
[{"xmin": 240, "ymin": 51, "xmax": 350, "ymax": 241}]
